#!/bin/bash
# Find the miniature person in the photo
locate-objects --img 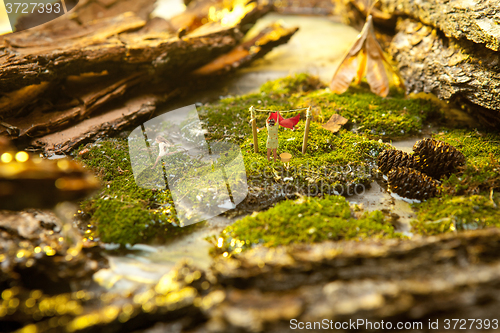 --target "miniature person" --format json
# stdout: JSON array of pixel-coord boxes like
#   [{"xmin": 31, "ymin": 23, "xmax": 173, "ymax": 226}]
[
  {"xmin": 152, "ymin": 135, "xmax": 176, "ymax": 169},
  {"xmin": 266, "ymin": 115, "xmax": 279, "ymax": 161}
]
